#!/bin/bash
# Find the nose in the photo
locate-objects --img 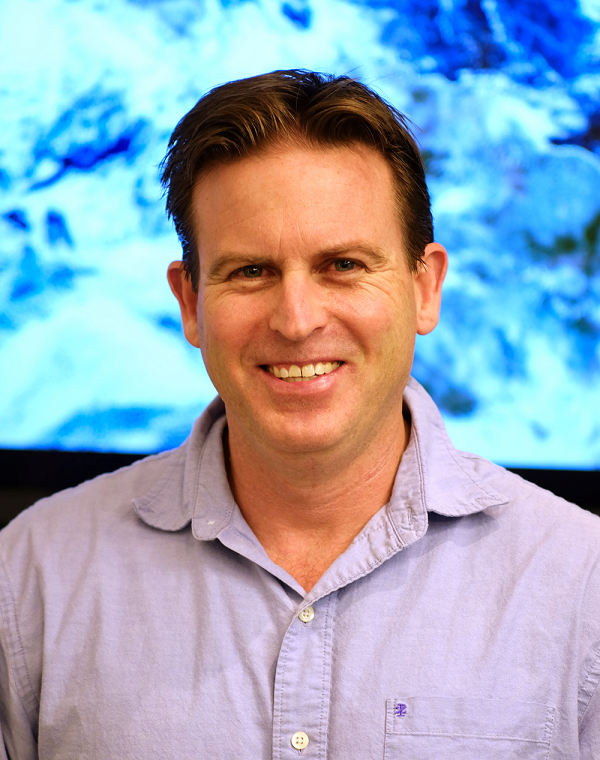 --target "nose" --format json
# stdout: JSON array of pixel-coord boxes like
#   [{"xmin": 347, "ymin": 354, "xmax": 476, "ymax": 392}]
[{"xmin": 268, "ymin": 271, "xmax": 328, "ymax": 341}]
